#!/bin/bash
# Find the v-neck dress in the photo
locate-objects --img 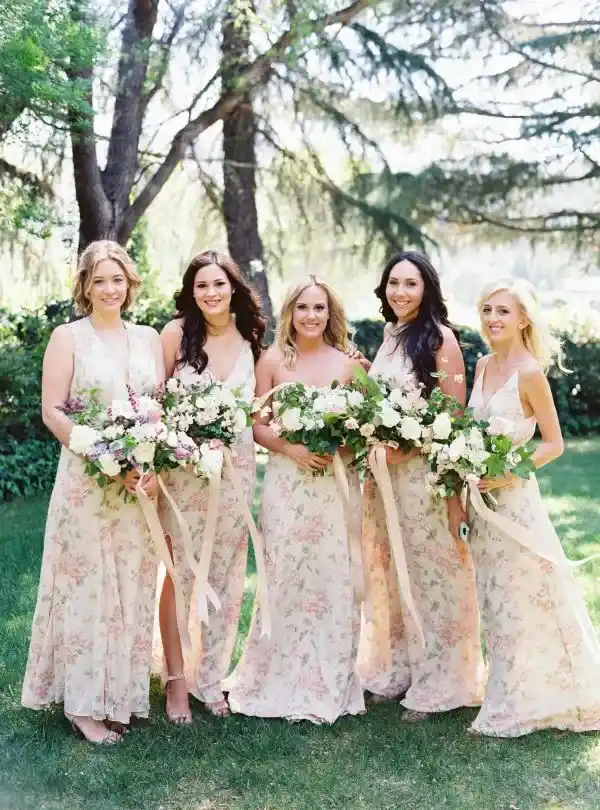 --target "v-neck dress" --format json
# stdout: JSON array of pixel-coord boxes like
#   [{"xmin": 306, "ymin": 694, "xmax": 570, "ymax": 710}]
[
  {"xmin": 22, "ymin": 318, "xmax": 161, "ymax": 723},
  {"xmin": 157, "ymin": 342, "xmax": 256, "ymax": 704},
  {"xmin": 467, "ymin": 356, "xmax": 600, "ymax": 736}
]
